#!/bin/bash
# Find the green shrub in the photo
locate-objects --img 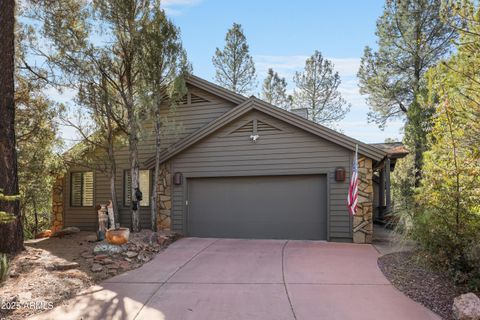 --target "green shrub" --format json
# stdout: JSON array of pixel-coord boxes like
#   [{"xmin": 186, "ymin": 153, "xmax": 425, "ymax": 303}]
[
  {"xmin": 389, "ymin": 153, "xmax": 417, "ymax": 236},
  {"xmin": 0, "ymin": 189, "xmax": 20, "ymax": 284},
  {"xmin": 0, "ymin": 253, "xmax": 9, "ymax": 284},
  {"xmin": 411, "ymin": 56, "xmax": 480, "ymax": 287}
]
